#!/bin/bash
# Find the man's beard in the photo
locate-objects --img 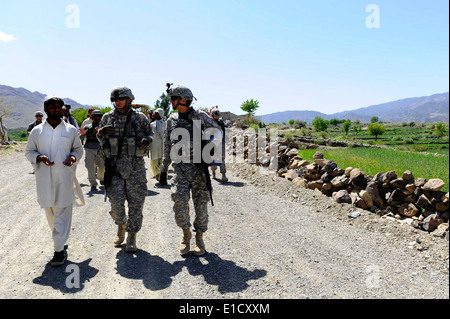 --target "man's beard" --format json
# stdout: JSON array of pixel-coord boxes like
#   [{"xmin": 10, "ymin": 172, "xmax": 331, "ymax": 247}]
[{"xmin": 48, "ymin": 112, "xmax": 62, "ymax": 121}]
